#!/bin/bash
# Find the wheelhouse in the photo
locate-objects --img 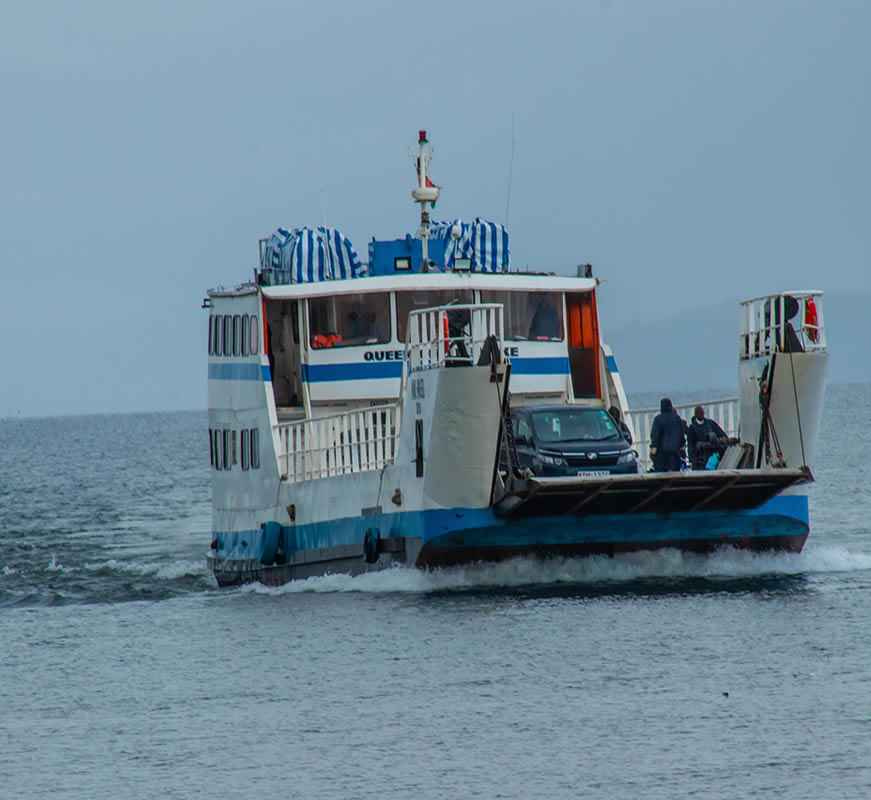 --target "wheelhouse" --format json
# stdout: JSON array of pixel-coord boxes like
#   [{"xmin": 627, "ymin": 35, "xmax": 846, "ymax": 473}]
[{"xmin": 224, "ymin": 271, "xmax": 614, "ymax": 421}]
